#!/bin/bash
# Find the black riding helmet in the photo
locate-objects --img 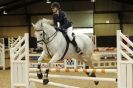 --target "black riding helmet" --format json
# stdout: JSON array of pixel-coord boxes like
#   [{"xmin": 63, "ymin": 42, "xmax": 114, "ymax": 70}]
[{"xmin": 51, "ymin": 2, "xmax": 60, "ymax": 9}]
